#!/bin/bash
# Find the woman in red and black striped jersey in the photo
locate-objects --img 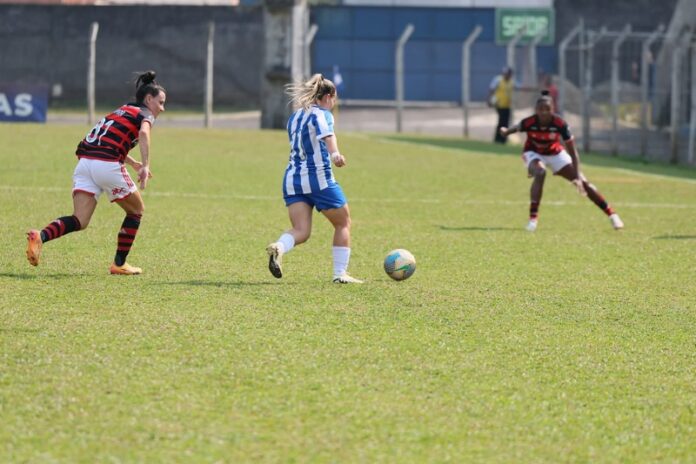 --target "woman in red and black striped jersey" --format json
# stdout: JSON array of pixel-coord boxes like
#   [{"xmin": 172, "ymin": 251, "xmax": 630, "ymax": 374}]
[
  {"xmin": 500, "ymin": 91, "xmax": 623, "ymax": 232},
  {"xmin": 26, "ymin": 71, "xmax": 166, "ymax": 275}
]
